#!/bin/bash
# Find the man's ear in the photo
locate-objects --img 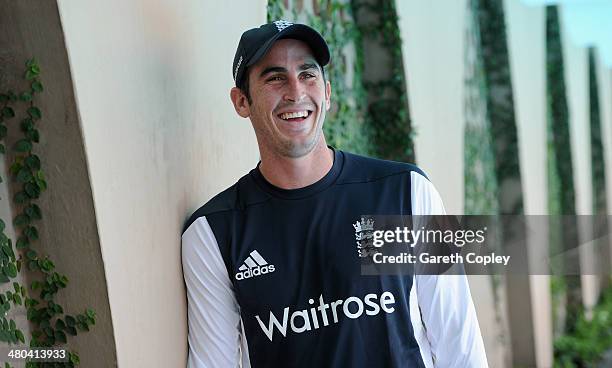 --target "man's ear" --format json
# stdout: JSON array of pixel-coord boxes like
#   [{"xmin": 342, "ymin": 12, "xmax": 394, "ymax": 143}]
[
  {"xmin": 230, "ymin": 87, "xmax": 250, "ymax": 118},
  {"xmin": 325, "ymin": 80, "xmax": 331, "ymax": 111}
]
